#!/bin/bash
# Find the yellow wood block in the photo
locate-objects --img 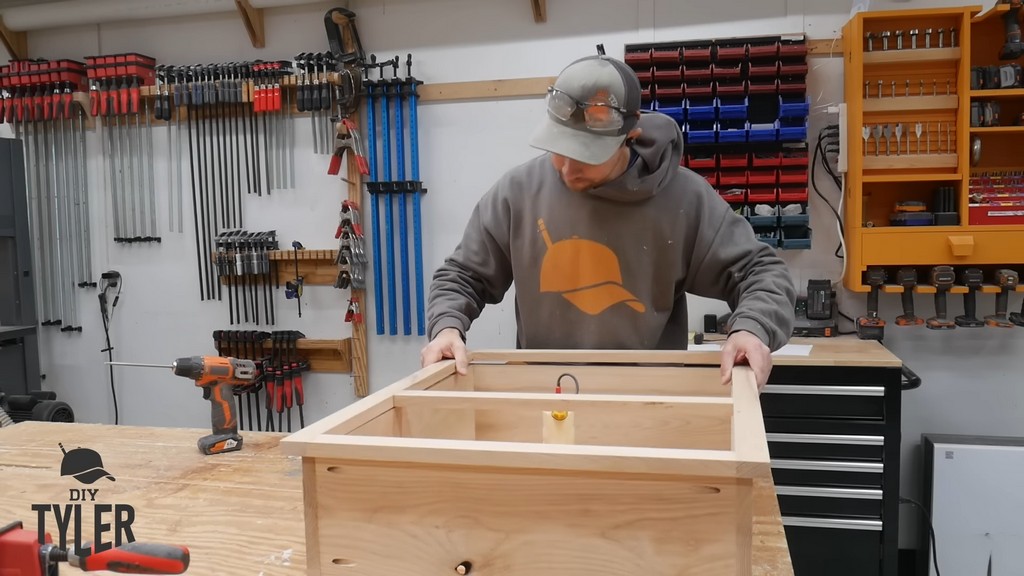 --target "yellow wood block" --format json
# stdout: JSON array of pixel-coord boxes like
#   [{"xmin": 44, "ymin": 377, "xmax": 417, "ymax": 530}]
[
  {"xmin": 949, "ymin": 285, "xmax": 969, "ymax": 294},
  {"xmin": 914, "ymin": 285, "xmax": 938, "ymax": 294},
  {"xmin": 980, "ymin": 284, "xmax": 1002, "ymax": 294},
  {"xmin": 882, "ymin": 284, "xmax": 905, "ymax": 294}
]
